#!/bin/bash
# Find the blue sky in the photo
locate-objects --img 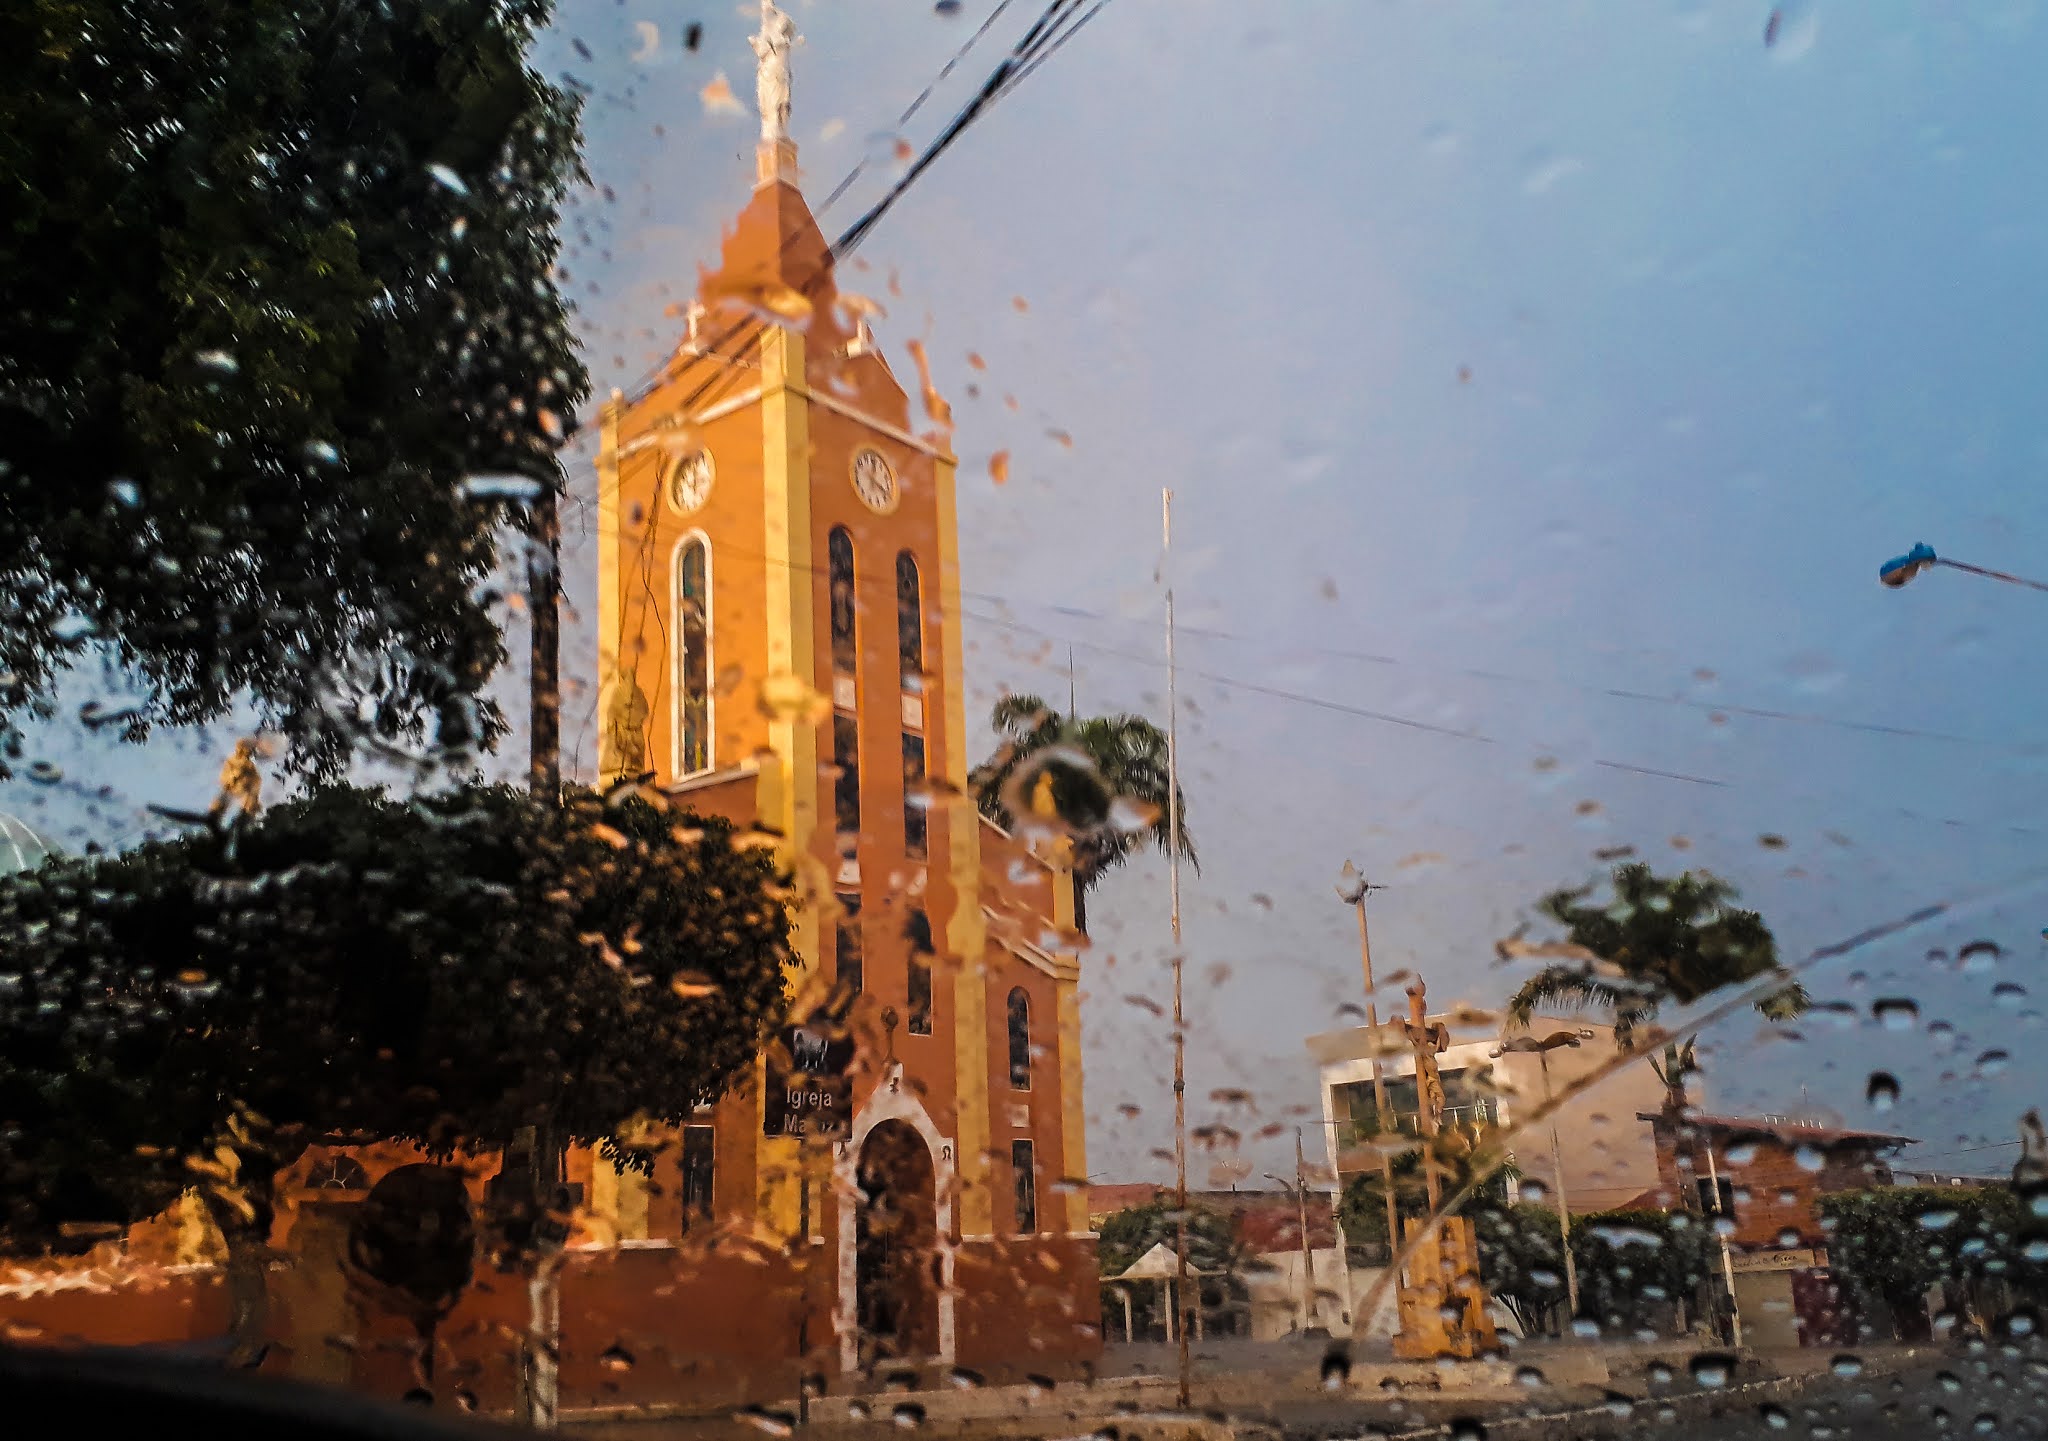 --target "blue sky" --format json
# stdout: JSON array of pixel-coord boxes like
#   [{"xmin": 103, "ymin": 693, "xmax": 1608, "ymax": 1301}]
[{"xmin": 8, "ymin": 0, "xmax": 2048, "ymax": 1188}]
